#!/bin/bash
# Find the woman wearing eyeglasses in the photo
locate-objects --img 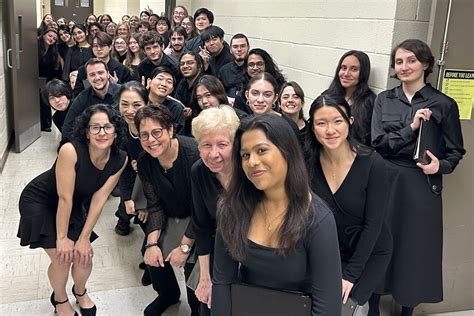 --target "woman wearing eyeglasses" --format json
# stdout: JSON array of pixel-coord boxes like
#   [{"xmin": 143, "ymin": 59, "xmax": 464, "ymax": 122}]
[
  {"xmin": 17, "ymin": 104, "xmax": 127, "ymax": 316},
  {"xmin": 135, "ymin": 104, "xmax": 200, "ymax": 316}
]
